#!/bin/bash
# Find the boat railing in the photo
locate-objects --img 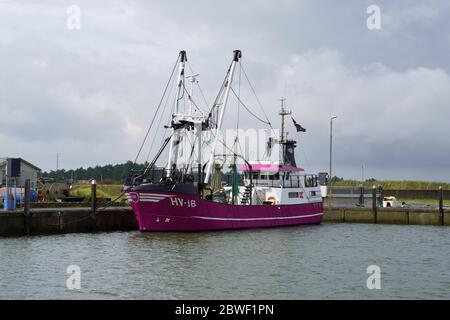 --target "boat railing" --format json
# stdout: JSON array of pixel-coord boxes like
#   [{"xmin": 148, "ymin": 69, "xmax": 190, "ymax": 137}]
[
  {"xmin": 238, "ymin": 174, "xmax": 319, "ymax": 189},
  {"xmin": 128, "ymin": 167, "xmax": 196, "ymax": 185}
]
